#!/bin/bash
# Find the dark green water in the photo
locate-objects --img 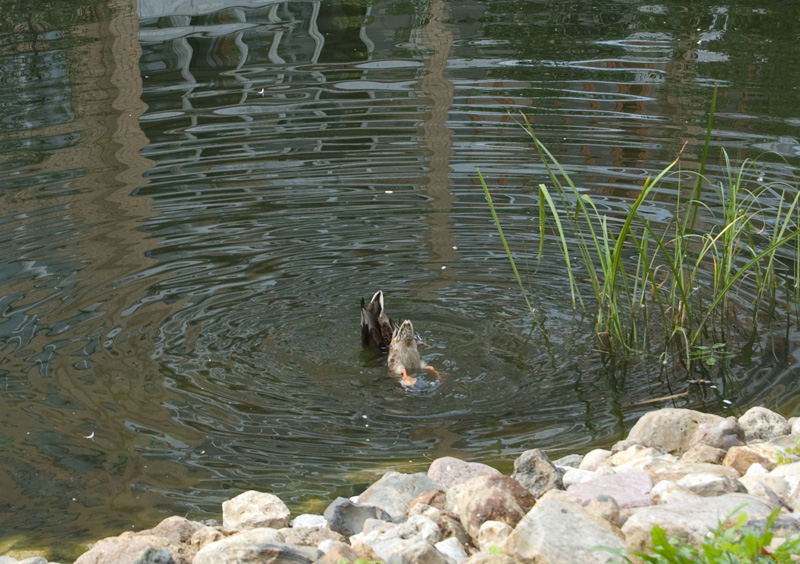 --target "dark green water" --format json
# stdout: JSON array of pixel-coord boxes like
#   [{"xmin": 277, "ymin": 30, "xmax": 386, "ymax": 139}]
[{"xmin": 2, "ymin": 0, "xmax": 800, "ymax": 559}]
